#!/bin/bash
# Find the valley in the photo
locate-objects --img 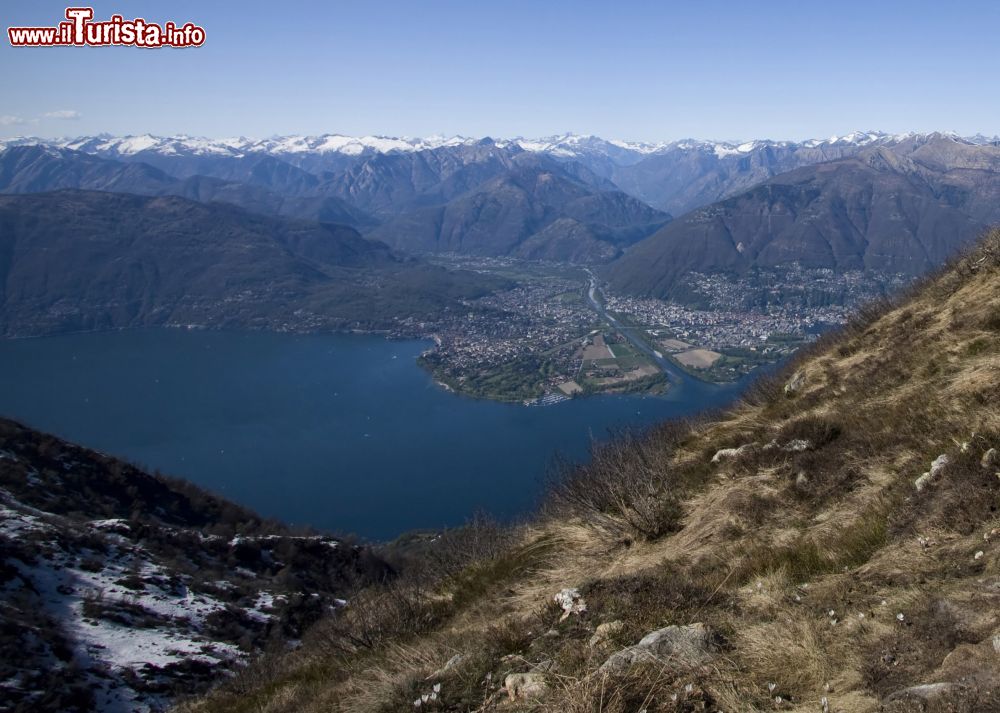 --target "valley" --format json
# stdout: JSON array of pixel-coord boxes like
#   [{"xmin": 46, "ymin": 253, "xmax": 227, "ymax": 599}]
[
  {"xmin": 1, "ymin": 129, "xmax": 999, "ymax": 713},
  {"xmin": 414, "ymin": 255, "xmax": 884, "ymax": 399},
  {"xmin": 5, "ymin": 3, "xmax": 1000, "ymax": 711},
  {"xmin": 4, "ymin": 131, "xmax": 997, "ymax": 405}
]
